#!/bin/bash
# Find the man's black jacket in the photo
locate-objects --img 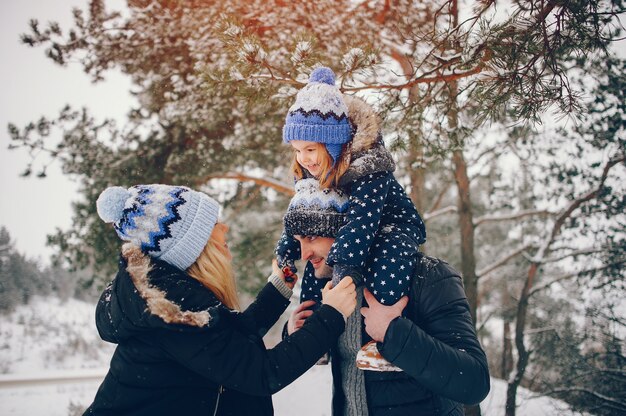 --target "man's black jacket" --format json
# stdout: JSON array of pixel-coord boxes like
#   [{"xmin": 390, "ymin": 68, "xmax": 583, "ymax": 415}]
[{"xmin": 330, "ymin": 254, "xmax": 490, "ymax": 416}]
